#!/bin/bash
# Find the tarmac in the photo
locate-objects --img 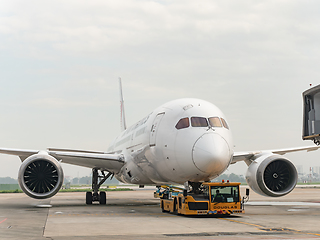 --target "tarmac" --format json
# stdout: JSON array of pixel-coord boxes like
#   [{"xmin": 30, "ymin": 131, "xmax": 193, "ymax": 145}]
[{"xmin": 0, "ymin": 186, "xmax": 320, "ymax": 239}]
